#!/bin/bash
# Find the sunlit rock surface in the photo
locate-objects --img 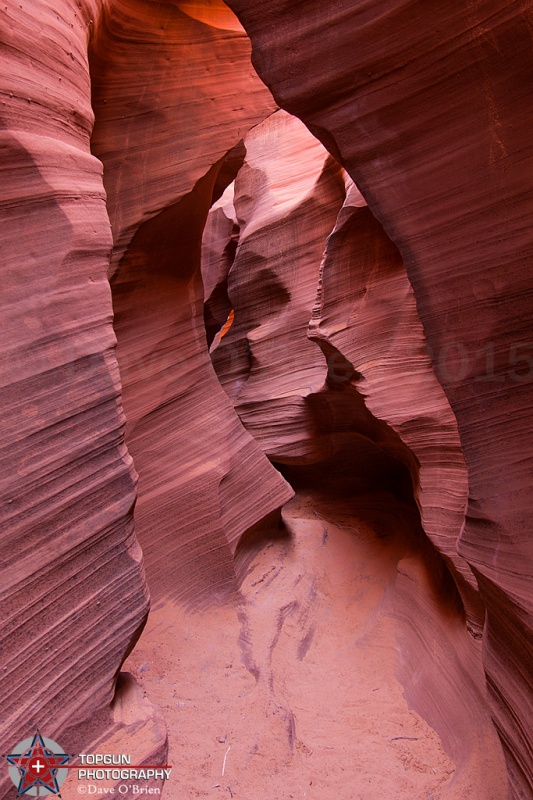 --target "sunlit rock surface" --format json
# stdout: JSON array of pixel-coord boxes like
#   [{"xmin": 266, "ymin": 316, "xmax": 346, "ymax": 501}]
[
  {"xmin": 91, "ymin": 2, "xmax": 292, "ymax": 606},
  {"xmin": 0, "ymin": 3, "xmax": 150, "ymax": 797},
  {"xmin": 1, "ymin": 0, "xmax": 530, "ymax": 797},
  {"xmin": 223, "ymin": 0, "xmax": 533, "ymax": 794},
  {"xmin": 208, "ymin": 110, "xmax": 345, "ymax": 459}
]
